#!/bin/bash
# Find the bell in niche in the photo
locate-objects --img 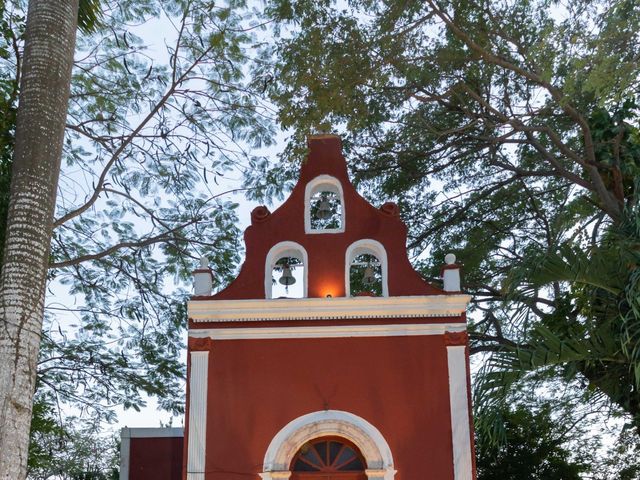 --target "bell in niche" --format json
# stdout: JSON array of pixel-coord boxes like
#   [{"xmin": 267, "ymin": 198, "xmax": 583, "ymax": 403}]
[
  {"xmin": 362, "ymin": 264, "xmax": 376, "ymax": 285},
  {"xmin": 315, "ymin": 196, "xmax": 332, "ymax": 220},
  {"xmin": 279, "ymin": 264, "xmax": 296, "ymax": 286}
]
